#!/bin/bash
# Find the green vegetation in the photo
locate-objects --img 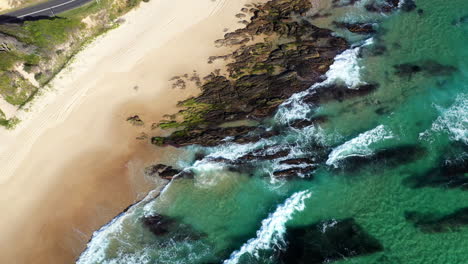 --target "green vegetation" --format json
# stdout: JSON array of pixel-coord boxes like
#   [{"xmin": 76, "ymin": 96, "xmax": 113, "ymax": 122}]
[
  {"xmin": 0, "ymin": 117, "xmax": 21, "ymax": 129},
  {"xmin": 22, "ymin": 18, "xmax": 84, "ymax": 48},
  {"xmin": 151, "ymin": 136, "xmax": 165, "ymax": 146},
  {"xmin": 157, "ymin": 98, "xmax": 216, "ymax": 130}
]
